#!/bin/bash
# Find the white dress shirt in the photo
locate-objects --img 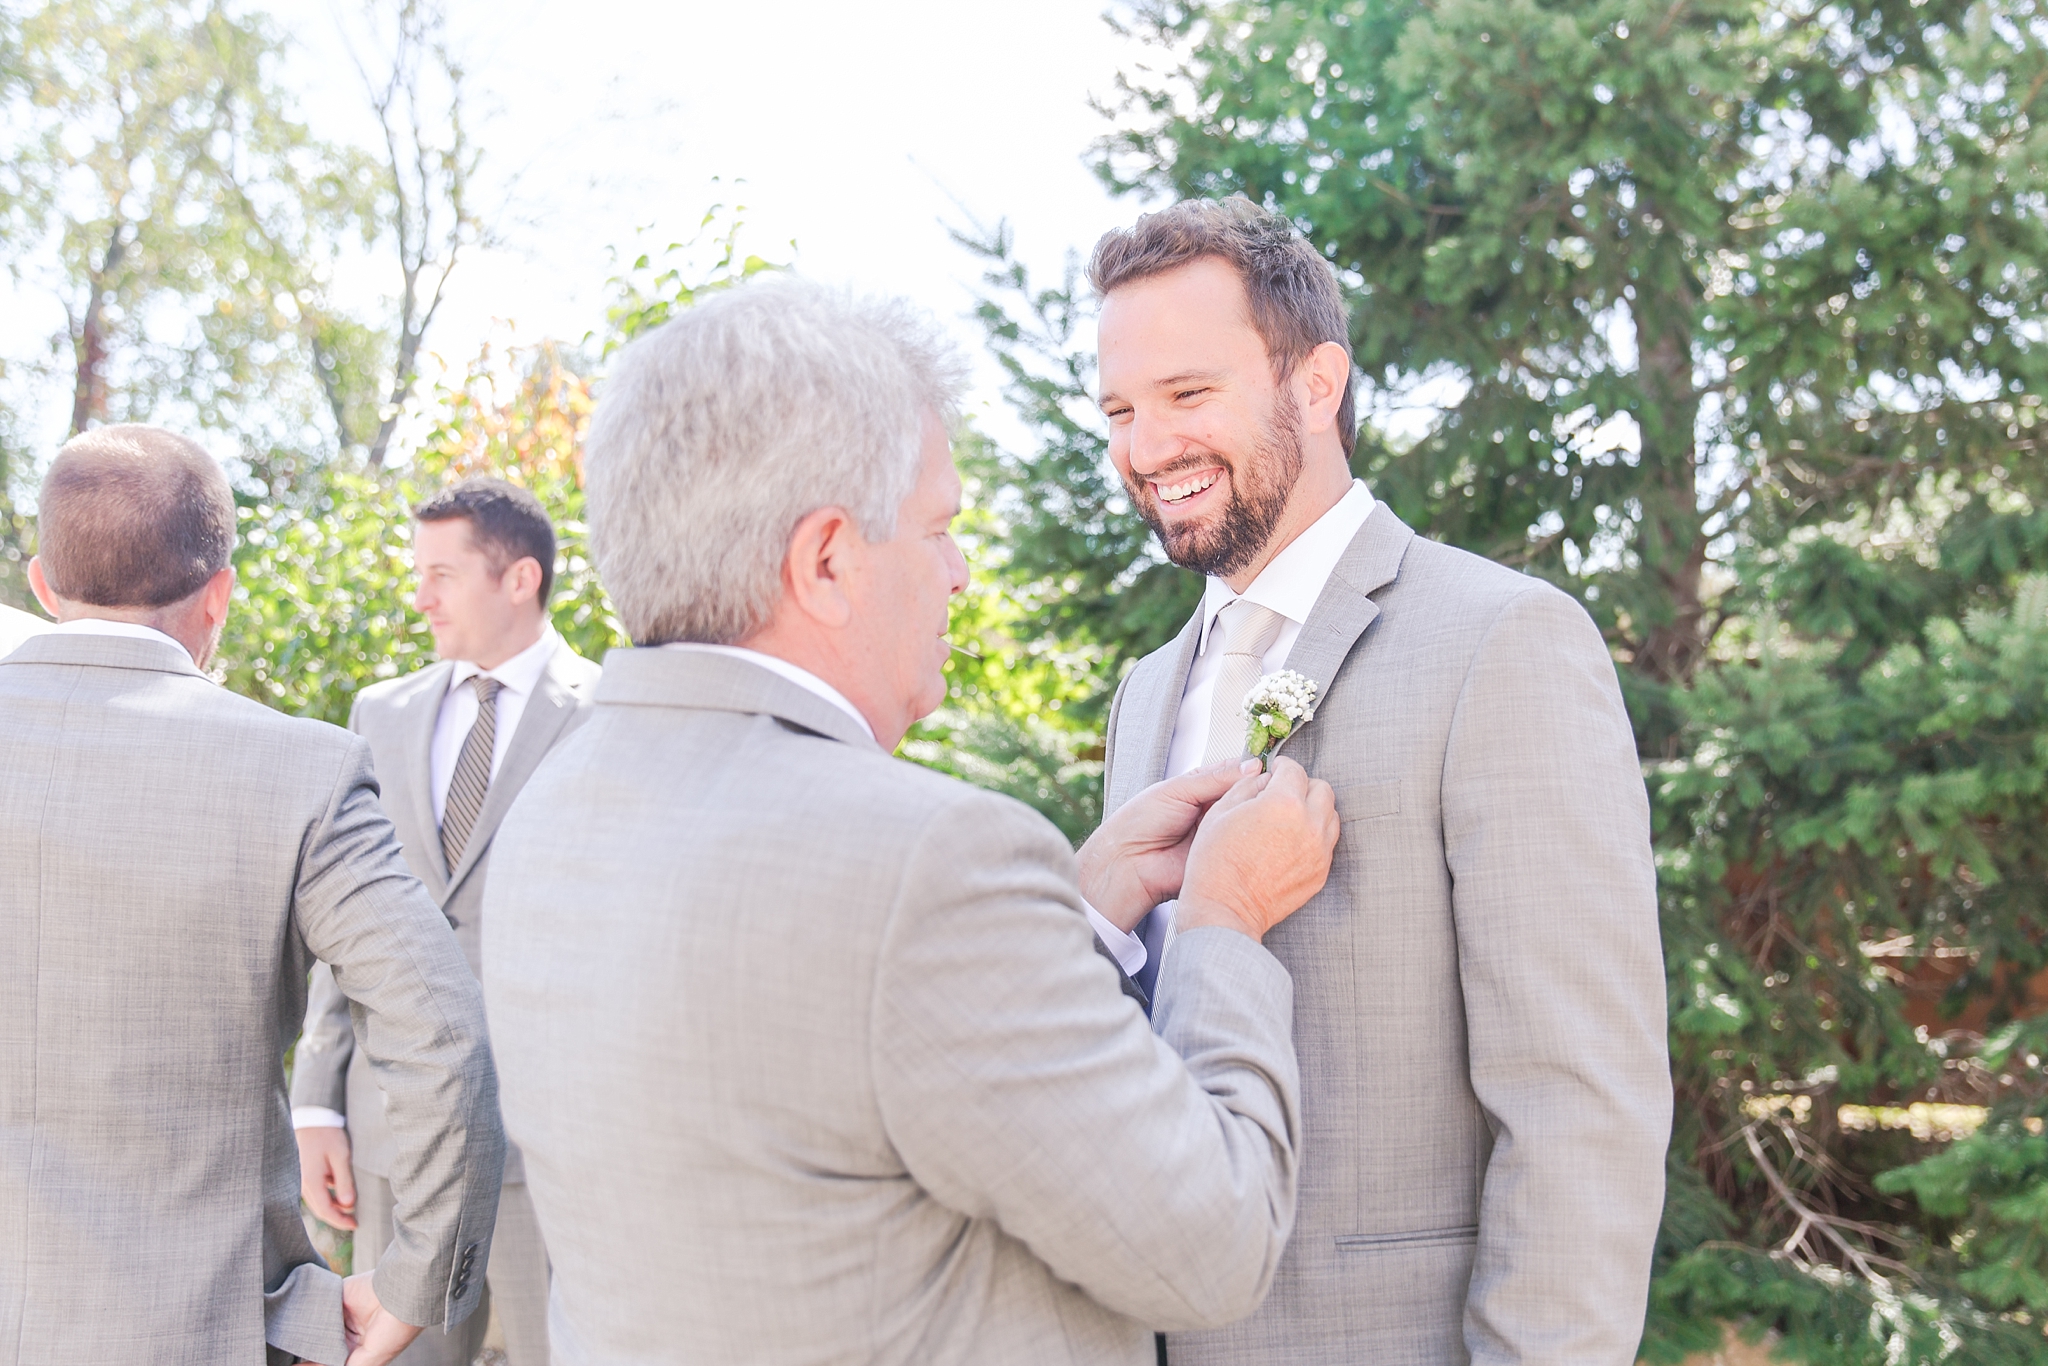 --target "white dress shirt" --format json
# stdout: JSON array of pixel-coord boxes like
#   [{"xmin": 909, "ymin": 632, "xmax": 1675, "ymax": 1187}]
[
  {"xmin": 429, "ymin": 628, "xmax": 561, "ymax": 824},
  {"xmin": 49, "ymin": 617, "xmax": 186, "ymax": 651},
  {"xmin": 1096, "ymin": 480, "xmax": 1378, "ymax": 974}
]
